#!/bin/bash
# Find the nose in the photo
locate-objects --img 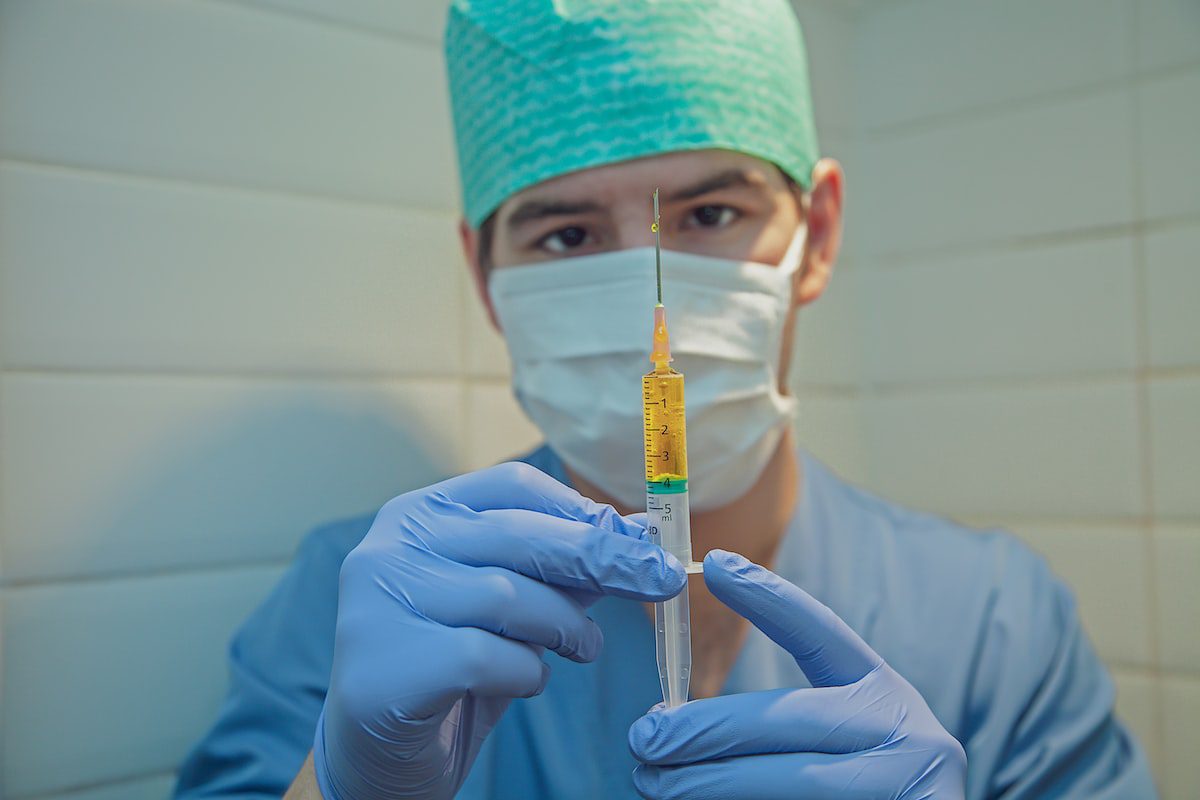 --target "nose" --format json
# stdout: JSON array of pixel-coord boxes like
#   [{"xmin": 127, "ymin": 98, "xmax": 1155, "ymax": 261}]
[{"xmin": 613, "ymin": 210, "xmax": 659, "ymax": 251}]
